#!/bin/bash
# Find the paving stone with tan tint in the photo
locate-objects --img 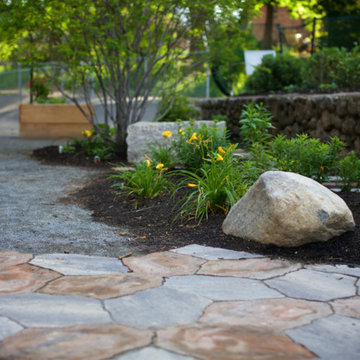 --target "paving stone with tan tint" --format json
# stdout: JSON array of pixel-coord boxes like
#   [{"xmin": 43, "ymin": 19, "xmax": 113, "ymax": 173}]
[
  {"xmin": 0, "ymin": 251, "xmax": 32, "ymax": 270},
  {"xmin": 123, "ymin": 251, "xmax": 205, "ymax": 276},
  {"xmin": 199, "ymin": 298, "xmax": 332, "ymax": 331},
  {"xmin": 30, "ymin": 253, "xmax": 128, "ymax": 275},
  {"xmin": 265, "ymin": 268, "xmax": 357, "ymax": 301},
  {"xmin": 198, "ymin": 258, "xmax": 302, "ymax": 279},
  {"xmin": 164, "ymin": 275, "xmax": 283, "ymax": 301},
  {"xmin": 113, "ymin": 346, "xmax": 197, "ymax": 360},
  {"xmin": 0, "ymin": 323, "xmax": 153, "ymax": 360},
  {"xmin": 0, "ymin": 293, "xmax": 111, "ymax": 327},
  {"xmin": 156, "ymin": 324, "xmax": 315, "ymax": 360},
  {"xmin": 104, "ymin": 286, "xmax": 212, "ymax": 330},
  {"xmin": 171, "ymin": 244, "xmax": 264, "ymax": 260},
  {"xmin": 286, "ymin": 314, "xmax": 360, "ymax": 359},
  {"xmin": 39, "ymin": 273, "xmax": 163, "ymax": 299},
  {"xmin": 0, "ymin": 263, "xmax": 61, "ymax": 295},
  {"xmin": 330, "ymin": 296, "xmax": 360, "ymax": 319}
]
